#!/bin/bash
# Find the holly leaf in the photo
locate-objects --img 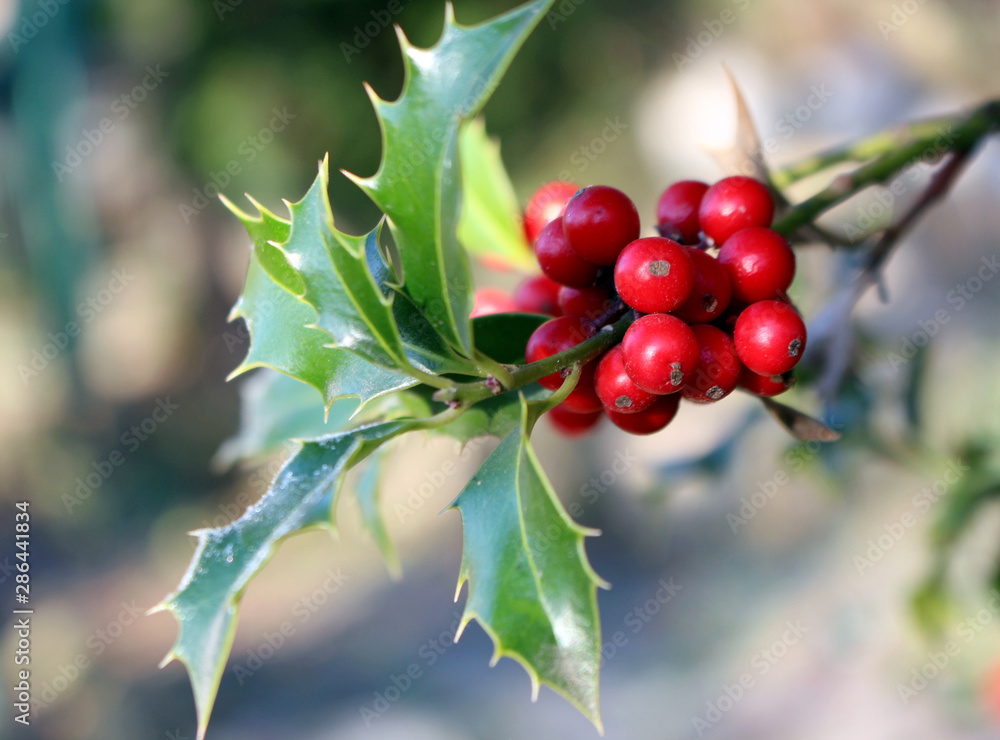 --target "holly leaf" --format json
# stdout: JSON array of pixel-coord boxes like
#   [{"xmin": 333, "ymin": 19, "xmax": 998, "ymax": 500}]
[
  {"xmin": 458, "ymin": 117, "xmax": 535, "ymax": 271},
  {"xmin": 153, "ymin": 419, "xmax": 419, "ymax": 740},
  {"xmin": 472, "ymin": 312, "xmax": 548, "ymax": 364},
  {"xmin": 761, "ymin": 397, "xmax": 842, "ymax": 442},
  {"xmin": 346, "ymin": 0, "xmax": 556, "ymax": 356},
  {"xmin": 224, "ymin": 197, "xmax": 416, "ymax": 411},
  {"xmin": 449, "ymin": 396, "xmax": 606, "ymax": 730},
  {"xmin": 278, "ymin": 160, "xmax": 436, "ymax": 374},
  {"xmin": 213, "ymin": 370, "xmax": 359, "ymax": 469},
  {"xmin": 213, "ymin": 369, "xmax": 430, "ymax": 469},
  {"xmin": 705, "ymin": 67, "xmax": 770, "ymax": 183},
  {"xmin": 354, "ymin": 447, "xmax": 401, "ymax": 578}
]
